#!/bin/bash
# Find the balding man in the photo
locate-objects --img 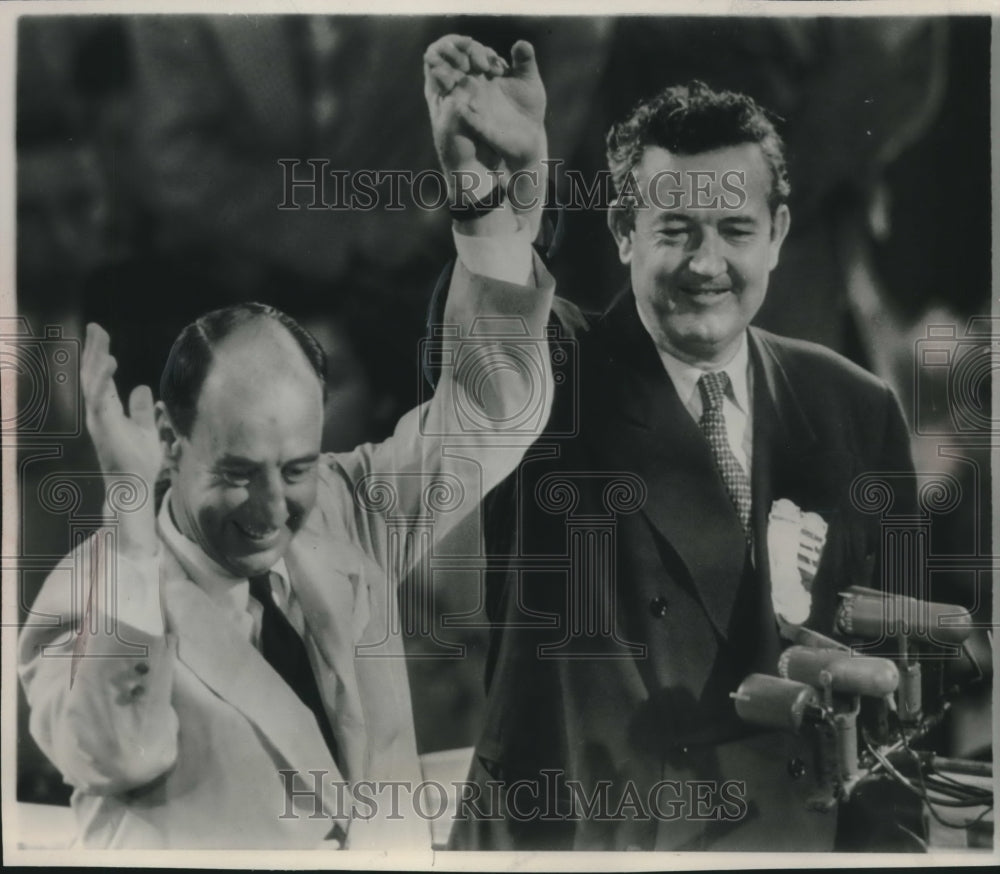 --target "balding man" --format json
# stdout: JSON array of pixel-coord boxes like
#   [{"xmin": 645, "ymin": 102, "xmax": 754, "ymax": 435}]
[{"xmin": 18, "ymin": 35, "xmax": 551, "ymax": 849}]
